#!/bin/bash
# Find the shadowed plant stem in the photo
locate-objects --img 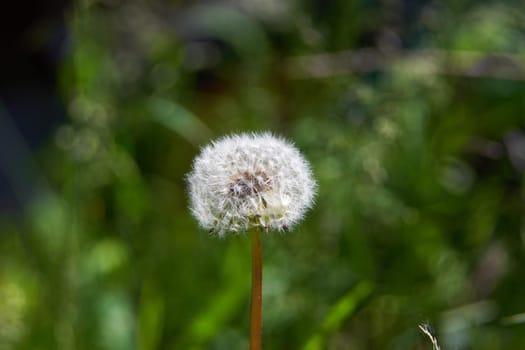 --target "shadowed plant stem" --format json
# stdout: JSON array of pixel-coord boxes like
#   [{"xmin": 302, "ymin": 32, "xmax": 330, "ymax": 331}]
[{"xmin": 250, "ymin": 227, "xmax": 262, "ymax": 350}]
